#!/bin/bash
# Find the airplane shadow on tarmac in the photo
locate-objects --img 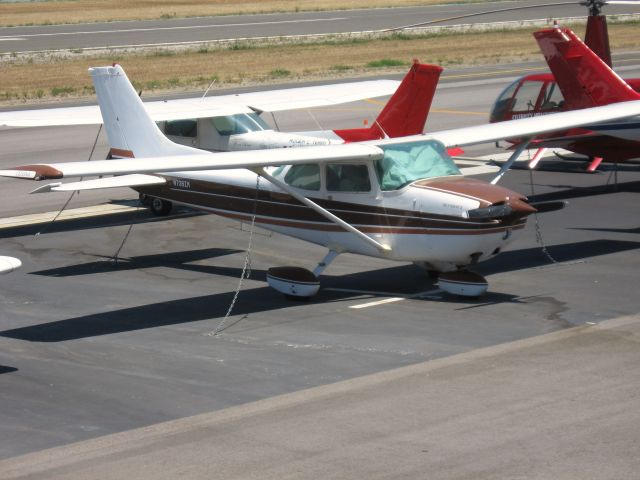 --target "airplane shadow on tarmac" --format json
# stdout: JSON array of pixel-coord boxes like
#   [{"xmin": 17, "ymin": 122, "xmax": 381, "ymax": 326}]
[
  {"xmin": 527, "ymin": 179, "xmax": 640, "ymax": 203},
  {"xmin": 0, "ymin": 238, "xmax": 638, "ymax": 343},
  {"xmin": 0, "ymin": 366, "xmax": 18, "ymax": 375}
]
